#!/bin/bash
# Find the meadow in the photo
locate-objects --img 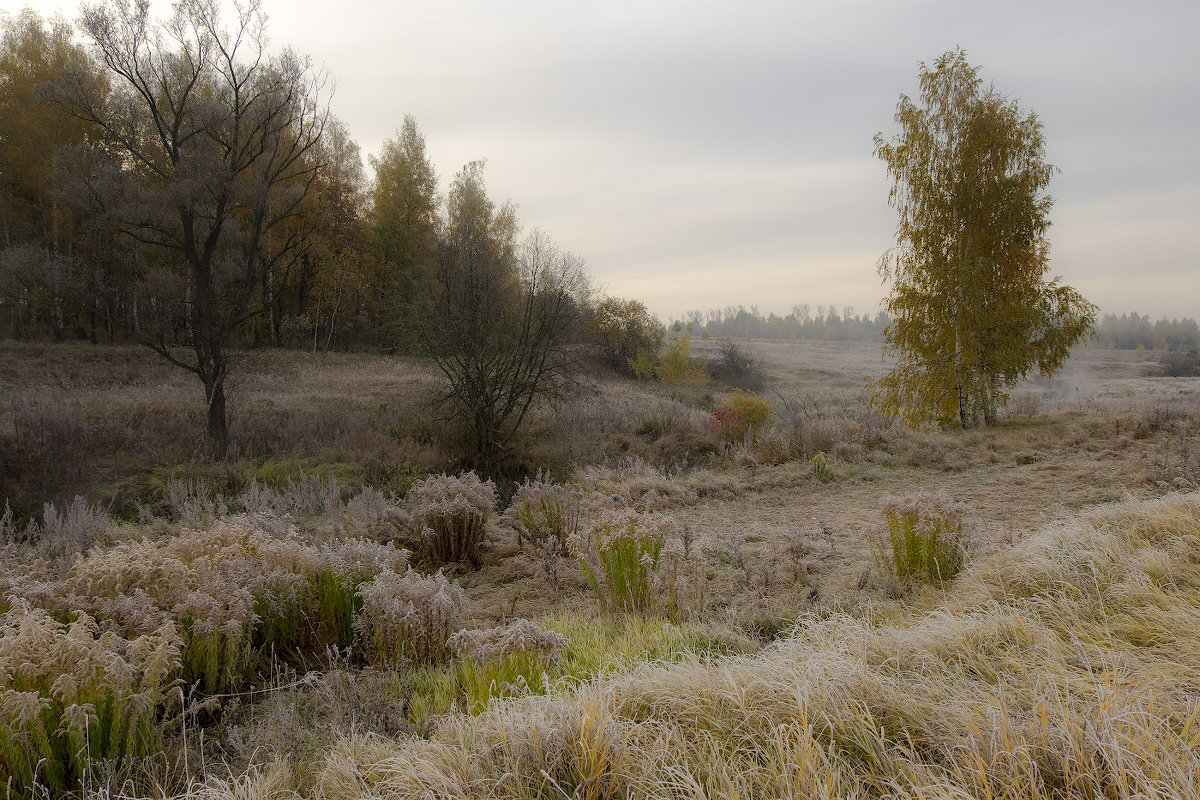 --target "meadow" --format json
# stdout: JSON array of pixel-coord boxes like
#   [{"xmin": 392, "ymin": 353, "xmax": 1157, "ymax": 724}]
[{"xmin": 2, "ymin": 339, "xmax": 1198, "ymax": 798}]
